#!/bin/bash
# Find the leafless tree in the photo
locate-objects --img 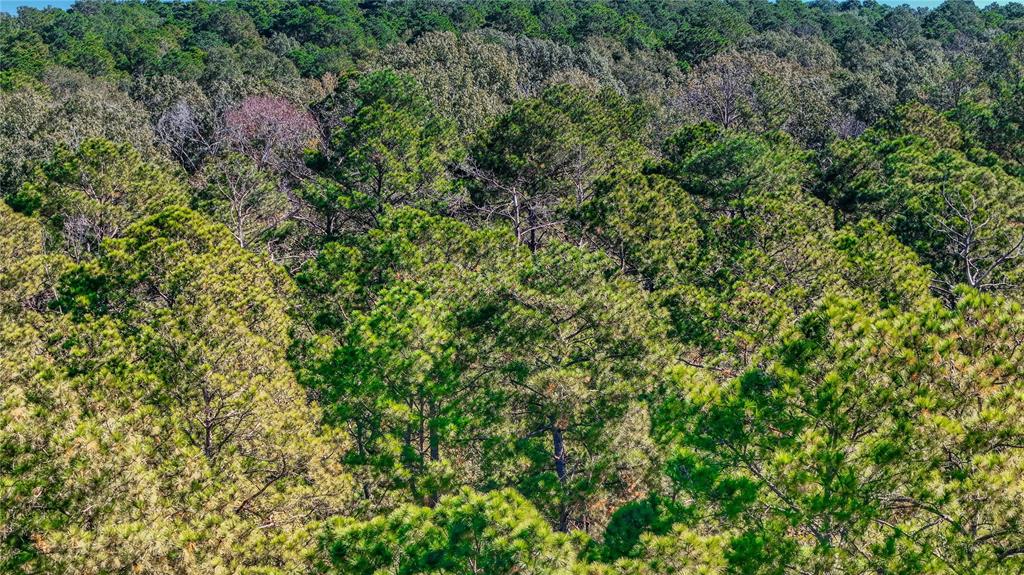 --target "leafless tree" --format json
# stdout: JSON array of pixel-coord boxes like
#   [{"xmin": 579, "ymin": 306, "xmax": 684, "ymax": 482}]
[
  {"xmin": 156, "ymin": 100, "xmax": 213, "ymax": 172},
  {"xmin": 680, "ymin": 50, "xmax": 760, "ymax": 130},
  {"xmin": 200, "ymin": 154, "xmax": 290, "ymax": 250},
  {"xmin": 222, "ymin": 95, "xmax": 320, "ymax": 178},
  {"xmin": 929, "ymin": 182, "xmax": 1024, "ymax": 298}
]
